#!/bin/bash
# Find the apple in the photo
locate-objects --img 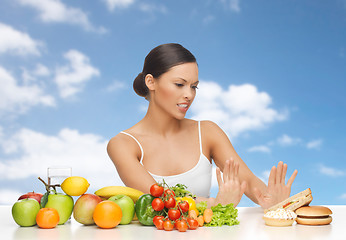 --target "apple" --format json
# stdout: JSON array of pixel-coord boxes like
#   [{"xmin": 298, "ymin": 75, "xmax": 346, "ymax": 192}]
[
  {"xmin": 73, "ymin": 194, "xmax": 102, "ymax": 225},
  {"xmin": 18, "ymin": 191, "xmax": 44, "ymax": 204},
  {"xmin": 45, "ymin": 193, "xmax": 74, "ymax": 225},
  {"xmin": 12, "ymin": 198, "xmax": 41, "ymax": 227},
  {"xmin": 108, "ymin": 194, "xmax": 135, "ymax": 225}
]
